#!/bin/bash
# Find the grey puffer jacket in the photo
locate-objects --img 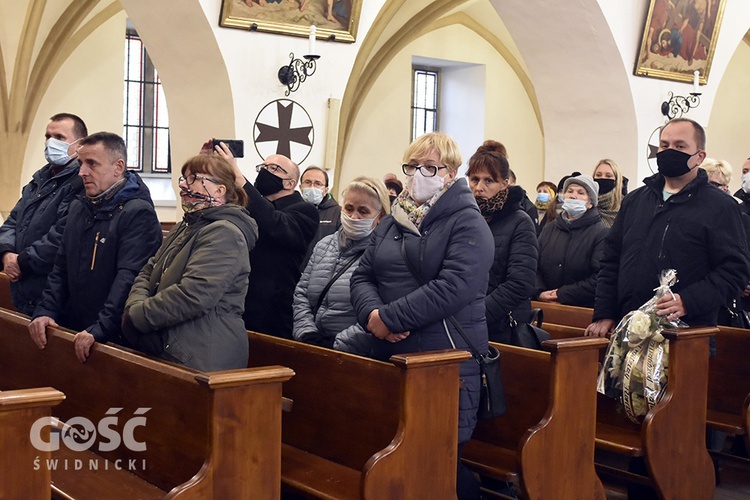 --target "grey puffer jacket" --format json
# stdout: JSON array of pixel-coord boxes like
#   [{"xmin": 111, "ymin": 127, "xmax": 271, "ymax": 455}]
[
  {"xmin": 293, "ymin": 230, "xmax": 372, "ymax": 356},
  {"xmin": 125, "ymin": 205, "xmax": 258, "ymax": 371}
]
